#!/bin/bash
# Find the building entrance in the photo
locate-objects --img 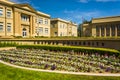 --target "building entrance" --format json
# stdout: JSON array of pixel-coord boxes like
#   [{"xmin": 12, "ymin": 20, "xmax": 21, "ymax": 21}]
[{"xmin": 22, "ymin": 28, "xmax": 27, "ymax": 37}]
